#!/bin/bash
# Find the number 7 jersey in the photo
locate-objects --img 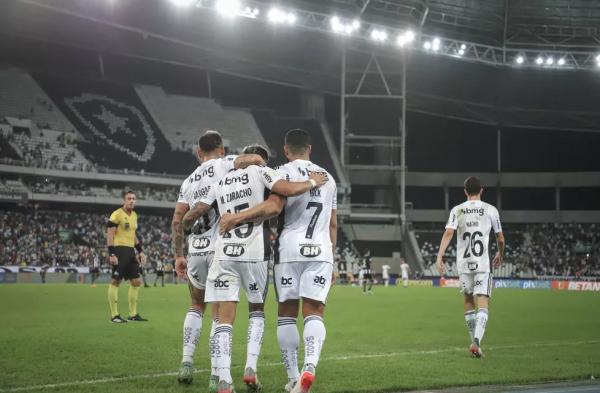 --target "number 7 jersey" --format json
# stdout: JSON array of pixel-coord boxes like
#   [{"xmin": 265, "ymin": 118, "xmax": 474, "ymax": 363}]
[
  {"xmin": 276, "ymin": 159, "xmax": 337, "ymax": 264},
  {"xmin": 446, "ymin": 200, "xmax": 502, "ymax": 274}
]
